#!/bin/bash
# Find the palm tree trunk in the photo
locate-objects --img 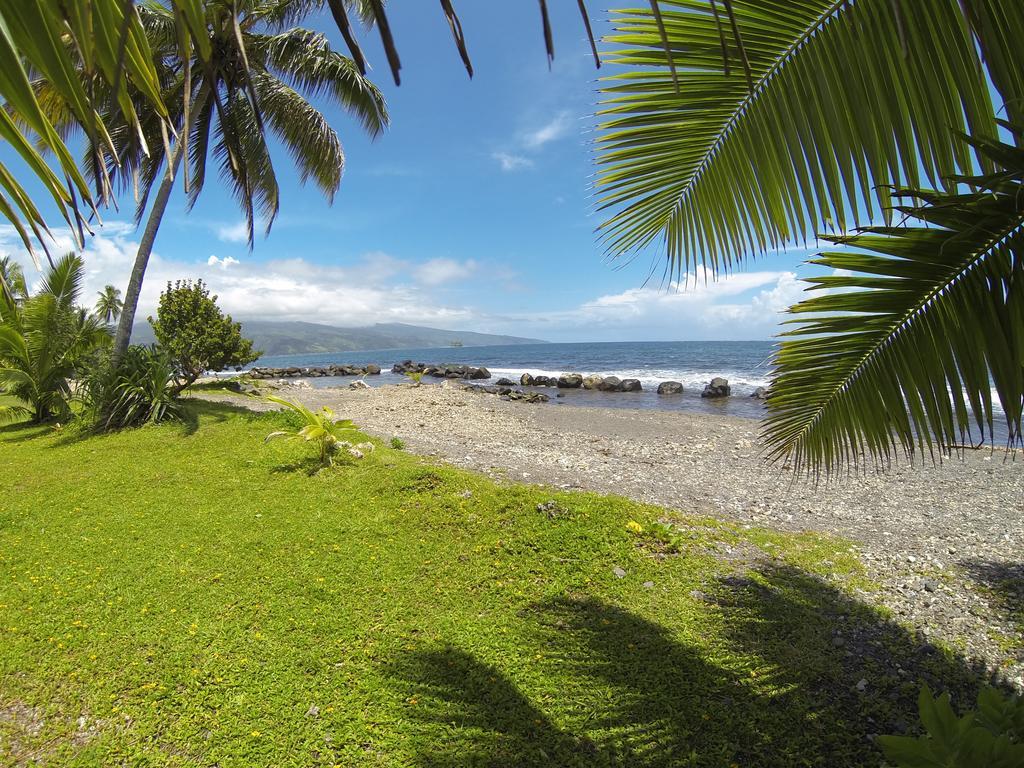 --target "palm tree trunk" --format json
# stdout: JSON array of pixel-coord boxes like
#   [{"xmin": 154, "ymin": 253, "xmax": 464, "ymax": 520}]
[{"xmin": 111, "ymin": 146, "xmax": 184, "ymax": 360}]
